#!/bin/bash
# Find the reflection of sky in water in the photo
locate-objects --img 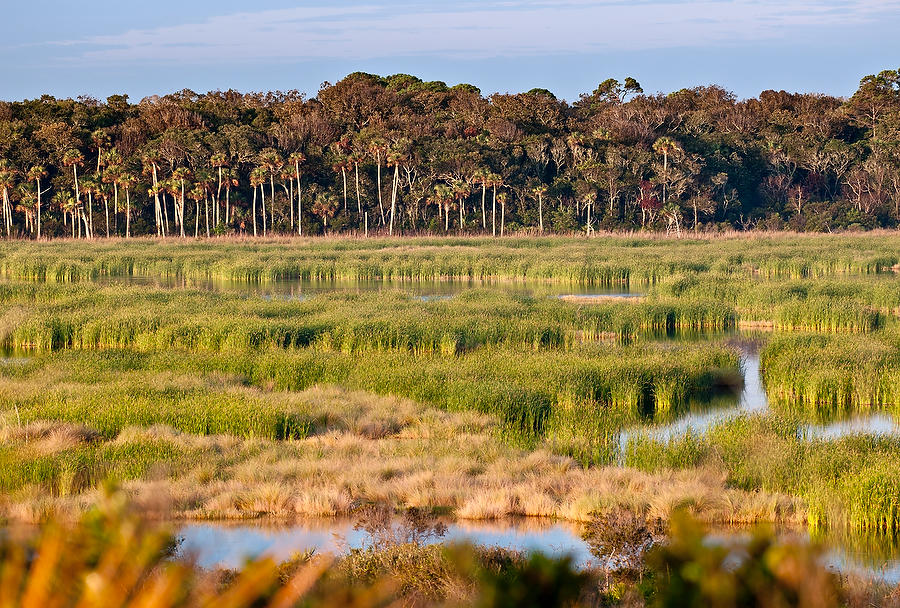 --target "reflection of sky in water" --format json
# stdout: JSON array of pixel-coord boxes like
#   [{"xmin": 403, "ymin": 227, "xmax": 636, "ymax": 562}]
[
  {"xmin": 177, "ymin": 520, "xmax": 595, "ymax": 570},
  {"xmin": 801, "ymin": 415, "xmax": 900, "ymax": 441},
  {"xmin": 620, "ymin": 350, "xmax": 900, "ymax": 446},
  {"xmin": 177, "ymin": 519, "xmax": 900, "ymax": 584}
]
